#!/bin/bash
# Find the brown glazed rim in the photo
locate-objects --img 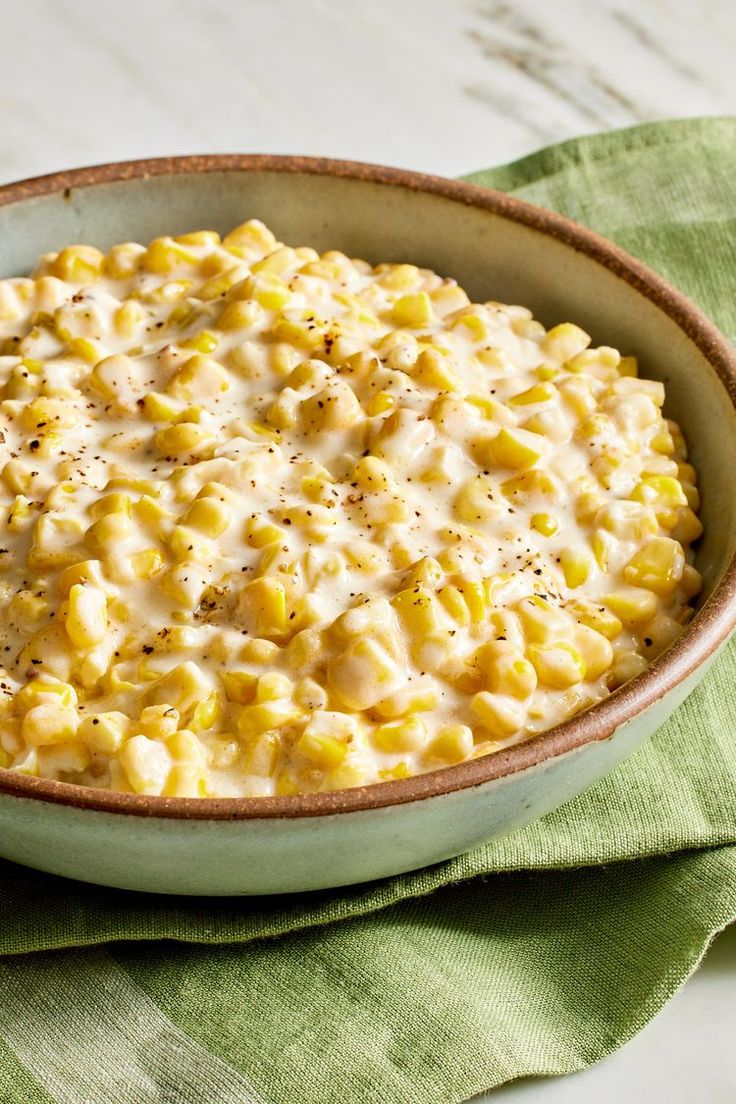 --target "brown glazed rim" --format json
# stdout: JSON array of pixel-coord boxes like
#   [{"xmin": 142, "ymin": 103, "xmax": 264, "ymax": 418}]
[{"xmin": 0, "ymin": 153, "xmax": 735, "ymax": 821}]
